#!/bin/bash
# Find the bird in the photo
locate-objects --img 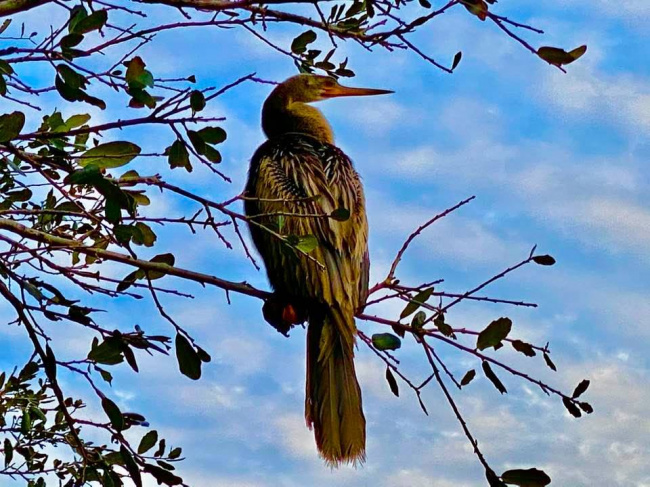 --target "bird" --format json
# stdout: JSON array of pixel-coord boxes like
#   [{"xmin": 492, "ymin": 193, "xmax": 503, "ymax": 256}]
[{"xmin": 244, "ymin": 74, "xmax": 392, "ymax": 466}]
